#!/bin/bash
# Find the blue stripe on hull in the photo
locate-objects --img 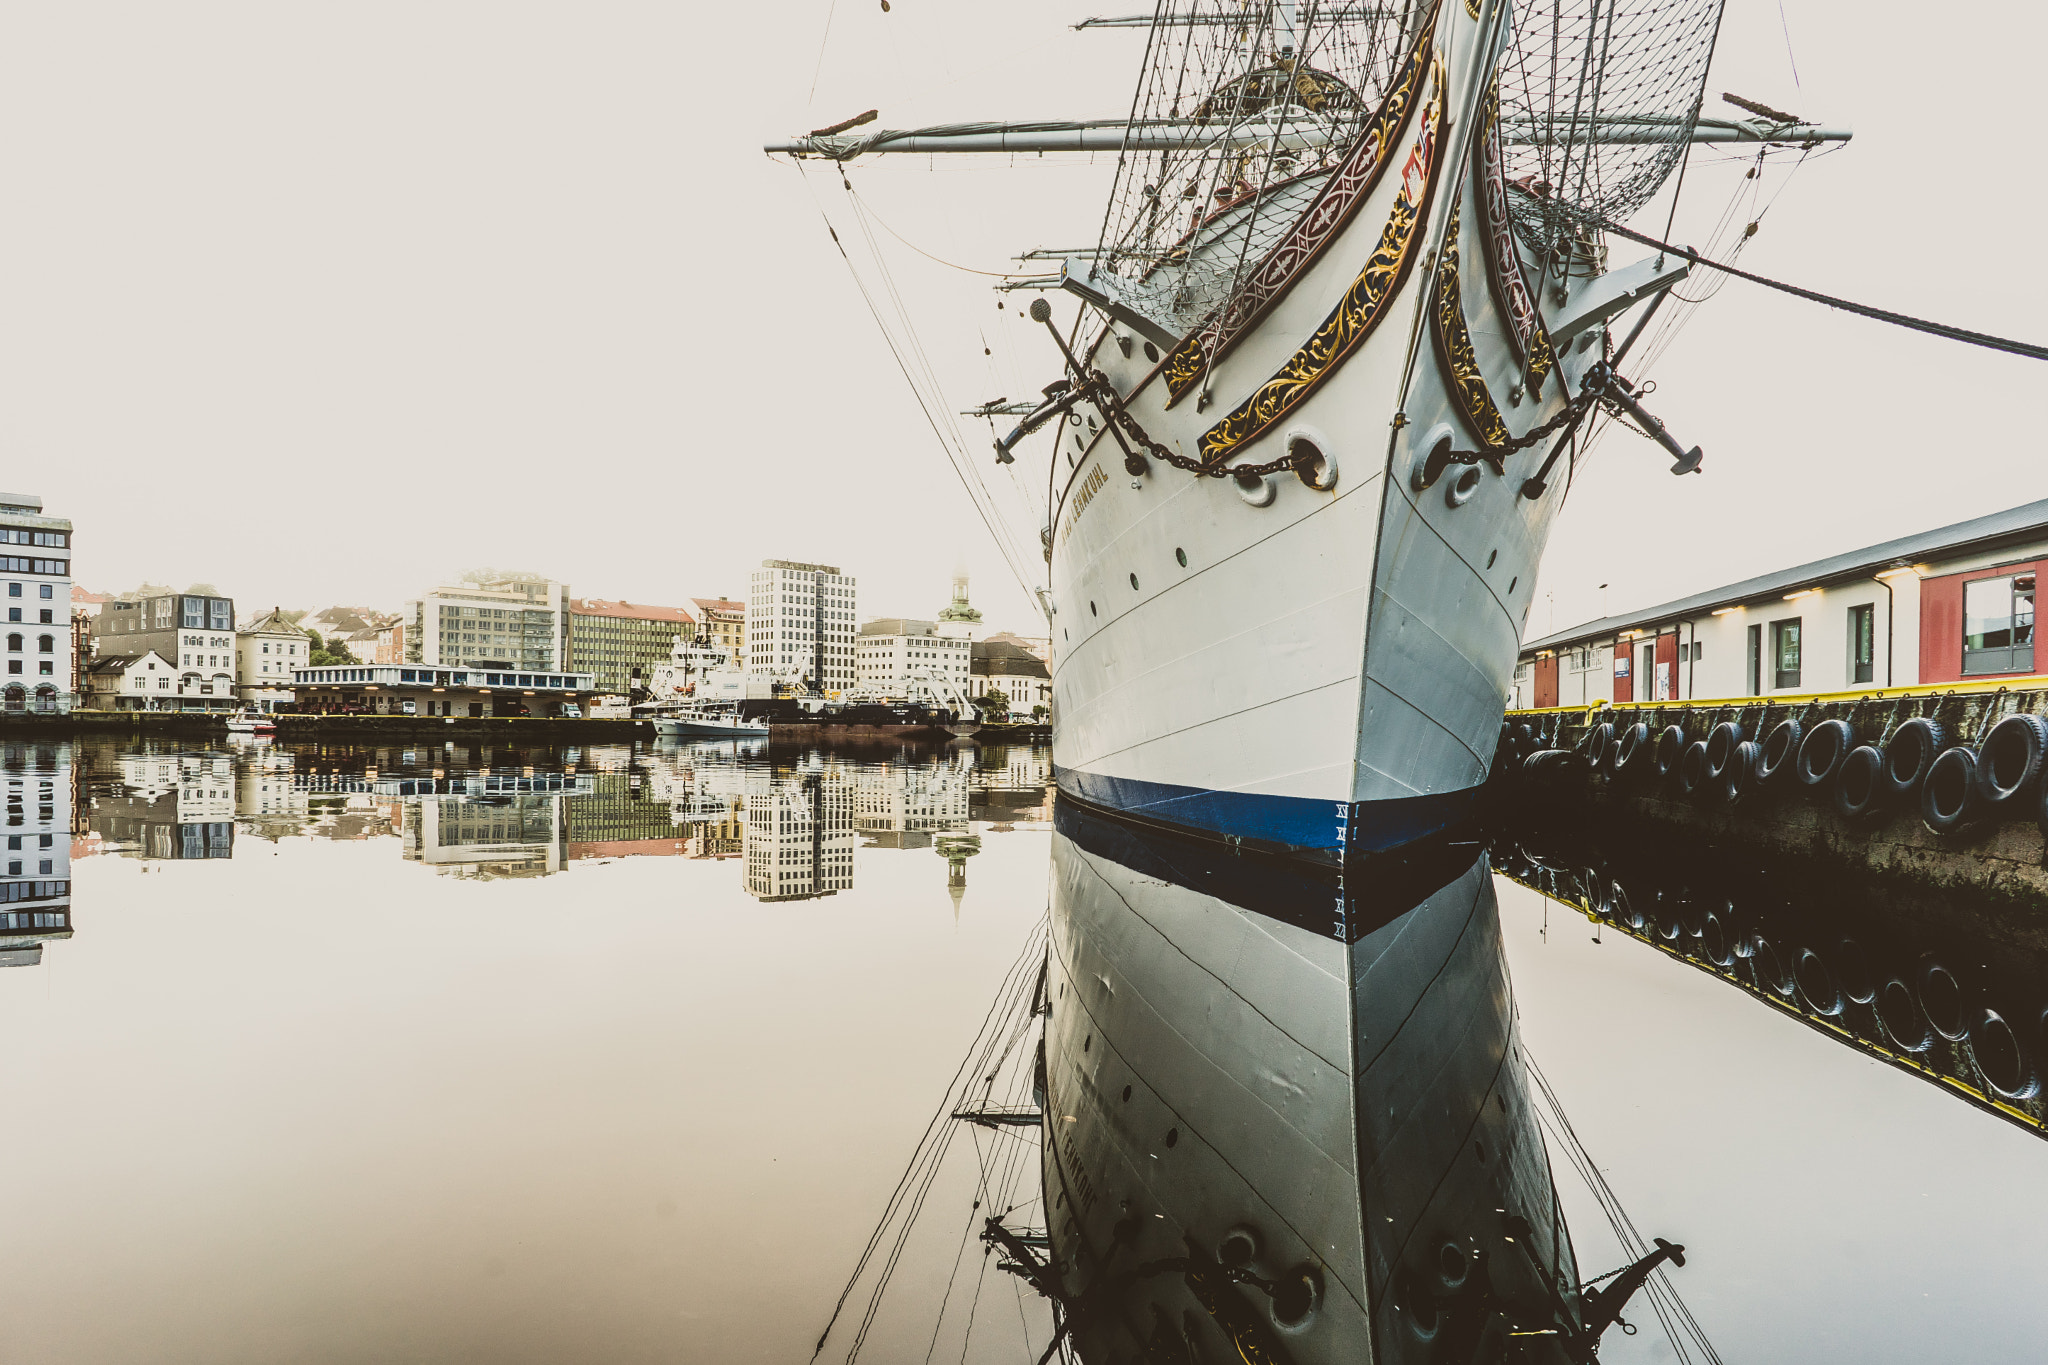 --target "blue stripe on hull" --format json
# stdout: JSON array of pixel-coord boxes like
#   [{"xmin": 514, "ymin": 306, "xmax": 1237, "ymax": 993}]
[{"xmin": 1054, "ymin": 765, "xmax": 1479, "ymax": 864}]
